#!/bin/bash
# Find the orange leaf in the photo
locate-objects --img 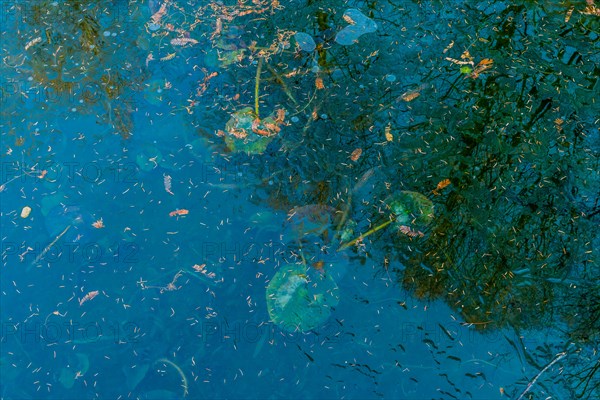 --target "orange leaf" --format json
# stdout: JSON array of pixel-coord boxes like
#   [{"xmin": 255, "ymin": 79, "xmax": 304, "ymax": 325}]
[
  {"xmin": 432, "ymin": 179, "xmax": 451, "ymax": 195},
  {"xmin": 400, "ymin": 91, "xmax": 421, "ymax": 102},
  {"xmin": 477, "ymin": 58, "xmax": 494, "ymax": 66},
  {"xmin": 169, "ymin": 209, "xmax": 189, "ymax": 217},
  {"xmin": 350, "ymin": 148, "xmax": 362, "ymax": 161},
  {"xmin": 315, "ymin": 77, "xmax": 324, "ymax": 90}
]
